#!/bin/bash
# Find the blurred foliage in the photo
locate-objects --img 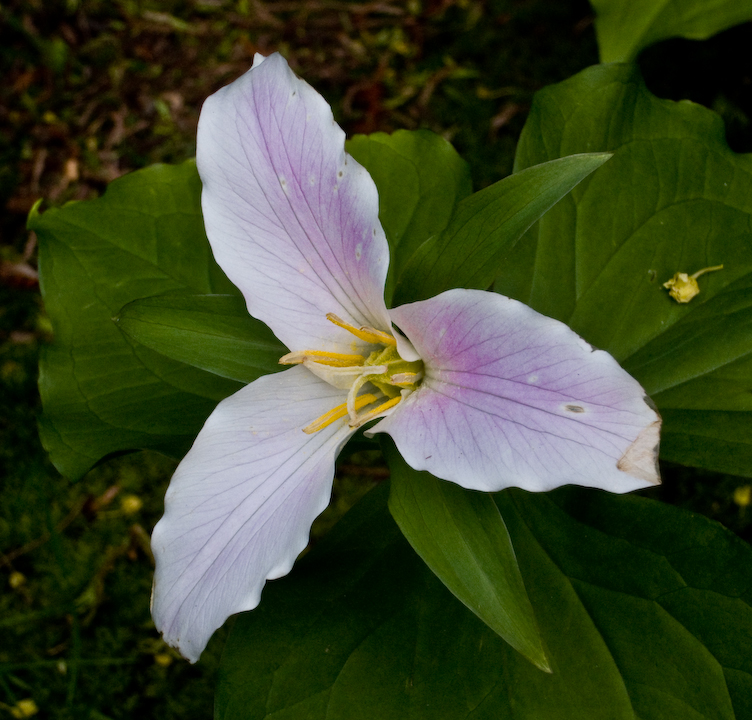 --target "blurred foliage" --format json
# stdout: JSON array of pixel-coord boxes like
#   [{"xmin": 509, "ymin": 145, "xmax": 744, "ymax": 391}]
[
  {"xmin": 0, "ymin": 0, "xmax": 600, "ymax": 240},
  {"xmin": 1, "ymin": 0, "xmax": 751, "ymax": 718}
]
